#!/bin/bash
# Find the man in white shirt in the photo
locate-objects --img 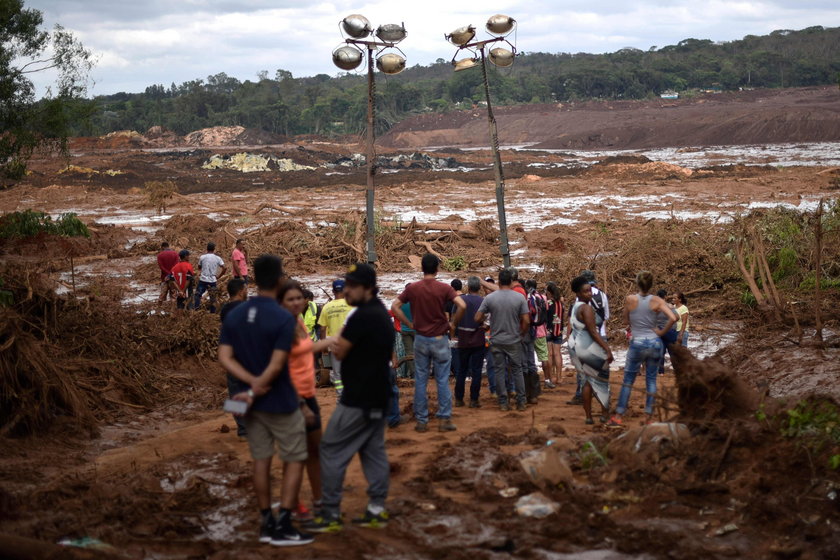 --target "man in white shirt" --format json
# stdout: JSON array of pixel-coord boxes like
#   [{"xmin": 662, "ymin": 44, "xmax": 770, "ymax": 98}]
[{"xmin": 194, "ymin": 242, "xmax": 226, "ymax": 313}]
